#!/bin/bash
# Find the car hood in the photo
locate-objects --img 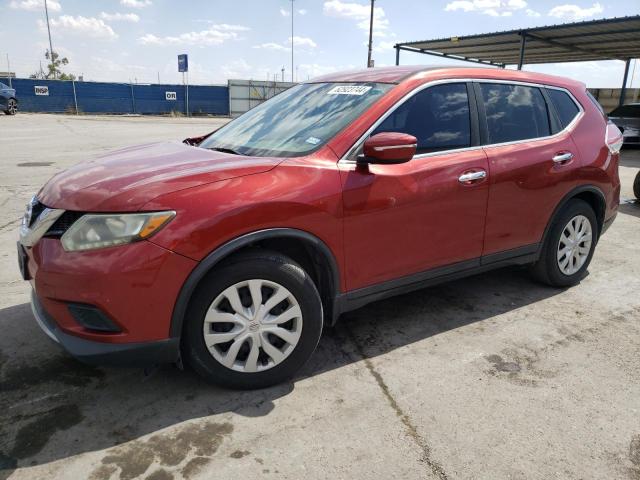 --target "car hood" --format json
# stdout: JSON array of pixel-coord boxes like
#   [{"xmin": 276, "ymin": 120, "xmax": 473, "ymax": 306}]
[{"xmin": 38, "ymin": 141, "xmax": 282, "ymax": 211}]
